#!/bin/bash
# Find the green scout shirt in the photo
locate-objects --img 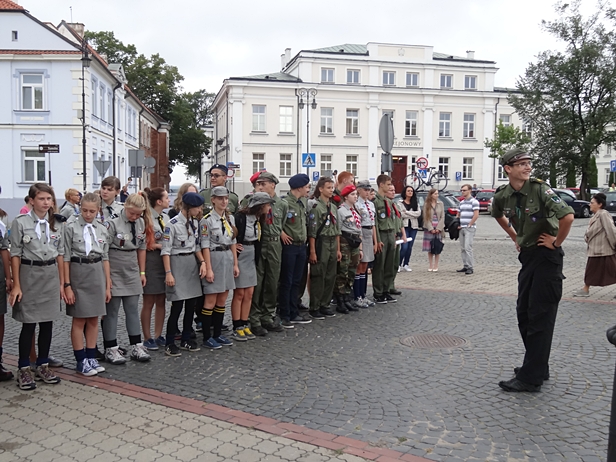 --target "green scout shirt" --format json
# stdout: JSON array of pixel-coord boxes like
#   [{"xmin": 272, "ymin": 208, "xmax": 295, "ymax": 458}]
[
  {"xmin": 307, "ymin": 198, "xmax": 341, "ymax": 238},
  {"xmin": 372, "ymin": 193, "xmax": 395, "ymax": 233},
  {"xmin": 262, "ymin": 195, "xmax": 288, "ymax": 238},
  {"xmin": 491, "ymin": 178, "xmax": 574, "ymax": 248},
  {"xmin": 199, "ymin": 188, "xmax": 239, "ymax": 214},
  {"xmin": 392, "ymin": 201, "xmax": 403, "ymax": 237},
  {"xmin": 282, "ymin": 193, "xmax": 307, "ymax": 243}
]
